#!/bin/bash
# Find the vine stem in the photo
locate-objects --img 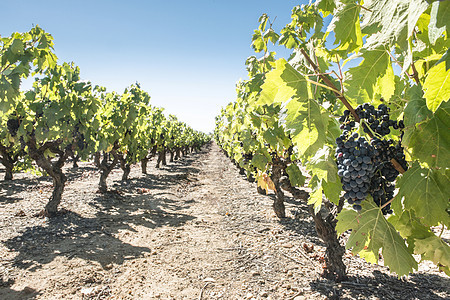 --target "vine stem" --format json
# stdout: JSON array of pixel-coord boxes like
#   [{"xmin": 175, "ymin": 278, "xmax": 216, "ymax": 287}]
[
  {"xmin": 380, "ymin": 197, "xmax": 395, "ymax": 209},
  {"xmin": 439, "ymin": 224, "xmax": 445, "ymax": 238},
  {"xmin": 299, "ymin": 48, "xmax": 406, "ymax": 174},
  {"xmin": 300, "ymin": 49, "xmax": 360, "ymax": 122}
]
